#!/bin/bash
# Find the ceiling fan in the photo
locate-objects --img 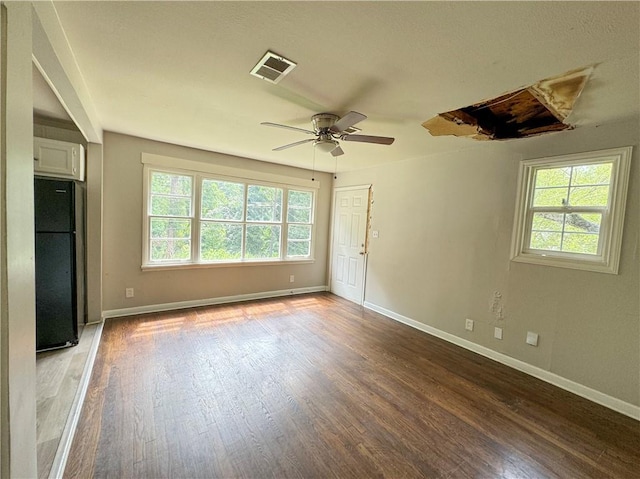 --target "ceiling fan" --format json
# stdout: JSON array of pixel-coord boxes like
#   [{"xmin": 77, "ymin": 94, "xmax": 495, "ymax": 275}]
[{"xmin": 261, "ymin": 111, "xmax": 395, "ymax": 157}]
